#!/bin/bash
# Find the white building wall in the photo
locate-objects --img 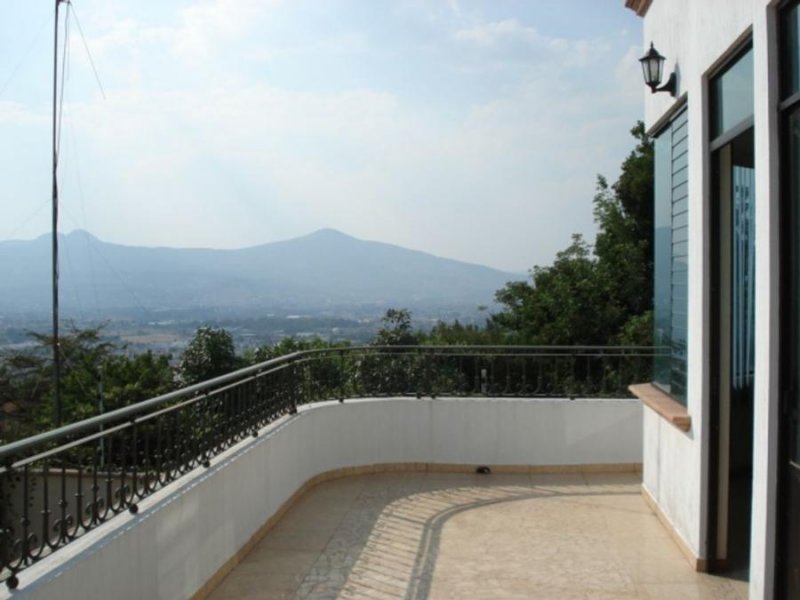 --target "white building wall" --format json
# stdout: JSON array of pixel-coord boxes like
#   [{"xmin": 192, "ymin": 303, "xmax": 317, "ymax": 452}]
[
  {"xmin": 3, "ymin": 397, "xmax": 643, "ymax": 600},
  {"xmin": 641, "ymin": 1, "xmax": 779, "ymax": 598}
]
